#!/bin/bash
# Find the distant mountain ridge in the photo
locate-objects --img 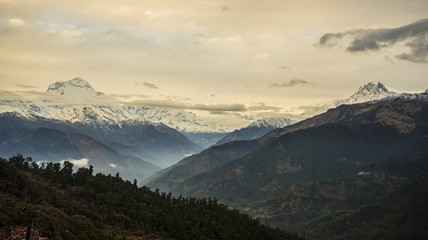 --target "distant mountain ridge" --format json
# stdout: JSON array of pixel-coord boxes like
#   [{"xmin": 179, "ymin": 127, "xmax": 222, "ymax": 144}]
[
  {"xmin": 215, "ymin": 117, "xmax": 294, "ymax": 146},
  {"xmin": 0, "ymin": 111, "xmax": 201, "ymax": 169},
  {"xmin": 0, "ymin": 123, "xmax": 161, "ymax": 182}
]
